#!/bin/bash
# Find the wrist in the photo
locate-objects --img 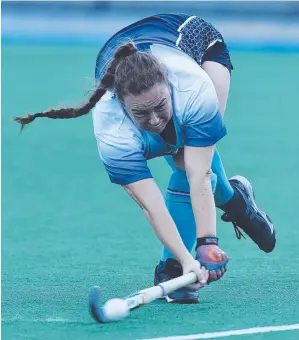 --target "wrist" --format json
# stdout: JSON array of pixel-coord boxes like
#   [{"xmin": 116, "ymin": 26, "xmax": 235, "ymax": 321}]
[
  {"xmin": 197, "ymin": 231, "xmax": 217, "ymax": 238},
  {"xmin": 196, "ymin": 236, "xmax": 219, "ymax": 249}
]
